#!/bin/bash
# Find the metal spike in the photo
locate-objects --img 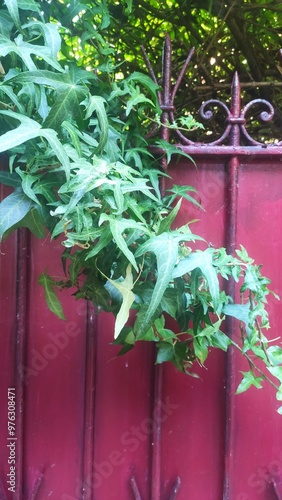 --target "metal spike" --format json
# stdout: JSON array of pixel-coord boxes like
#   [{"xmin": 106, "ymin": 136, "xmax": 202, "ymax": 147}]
[
  {"xmin": 169, "ymin": 476, "xmax": 181, "ymax": 500},
  {"xmin": 130, "ymin": 476, "xmax": 142, "ymax": 500}
]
